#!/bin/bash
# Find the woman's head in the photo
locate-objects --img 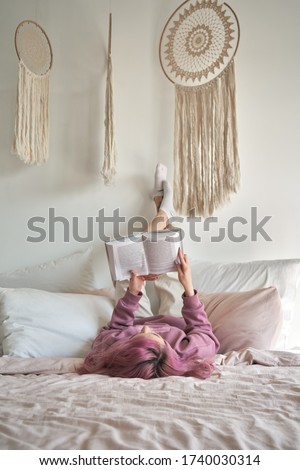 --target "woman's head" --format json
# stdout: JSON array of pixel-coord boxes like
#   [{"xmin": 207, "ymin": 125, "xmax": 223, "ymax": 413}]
[{"xmin": 79, "ymin": 333, "xmax": 214, "ymax": 380}]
